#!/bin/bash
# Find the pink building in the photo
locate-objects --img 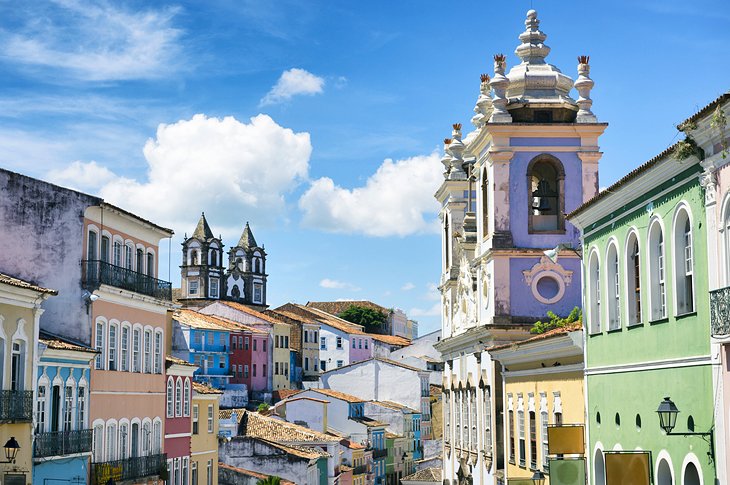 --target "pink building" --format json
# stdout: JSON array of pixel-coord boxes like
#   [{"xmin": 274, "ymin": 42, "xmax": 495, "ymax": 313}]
[
  {"xmin": 165, "ymin": 357, "xmax": 196, "ymax": 483},
  {"xmin": 349, "ymin": 334, "xmax": 373, "ymax": 363}
]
